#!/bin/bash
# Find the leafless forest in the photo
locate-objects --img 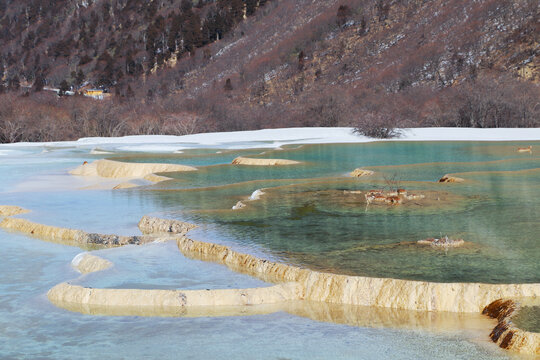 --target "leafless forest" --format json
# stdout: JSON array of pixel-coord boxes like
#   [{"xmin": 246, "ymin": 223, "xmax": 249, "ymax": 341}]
[{"xmin": 1, "ymin": 0, "xmax": 538, "ymax": 142}]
